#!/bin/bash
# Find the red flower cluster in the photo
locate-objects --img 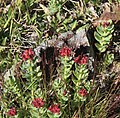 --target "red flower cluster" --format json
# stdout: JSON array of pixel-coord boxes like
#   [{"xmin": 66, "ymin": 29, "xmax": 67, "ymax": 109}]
[
  {"xmin": 102, "ymin": 21, "xmax": 110, "ymax": 28},
  {"xmin": 22, "ymin": 48, "xmax": 34, "ymax": 61},
  {"xmin": 79, "ymin": 88, "xmax": 88, "ymax": 97},
  {"xmin": 59, "ymin": 47, "xmax": 71, "ymax": 57},
  {"xmin": 32, "ymin": 98, "xmax": 44, "ymax": 108},
  {"xmin": 74, "ymin": 55, "xmax": 88, "ymax": 65},
  {"xmin": 7, "ymin": 107, "xmax": 16, "ymax": 116},
  {"xmin": 63, "ymin": 90, "xmax": 67, "ymax": 96},
  {"xmin": 48, "ymin": 104, "xmax": 60, "ymax": 114}
]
